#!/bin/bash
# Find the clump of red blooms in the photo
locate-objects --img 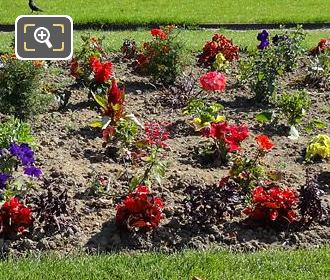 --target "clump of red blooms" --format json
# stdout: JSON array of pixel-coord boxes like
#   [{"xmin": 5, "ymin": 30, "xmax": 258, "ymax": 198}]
[
  {"xmin": 243, "ymin": 185, "xmax": 299, "ymax": 224},
  {"xmin": 136, "ymin": 25, "xmax": 176, "ymax": 68},
  {"xmin": 199, "ymin": 71, "xmax": 227, "ymax": 92},
  {"xmin": 142, "ymin": 121, "xmax": 170, "ymax": 149},
  {"xmin": 202, "ymin": 121, "xmax": 249, "ymax": 152},
  {"xmin": 102, "ymin": 79, "xmax": 125, "ymax": 142},
  {"xmin": 89, "ymin": 56, "xmax": 113, "ymax": 83},
  {"xmin": 310, "ymin": 38, "xmax": 329, "ymax": 56},
  {"xmin": 199, "ymin": 34, "xmax": 240, "ymax": 65},
  {"xmin": 115, "ymin": 185, "xmax": 164, "ymax": 231},
  {"xmin": 0, "ymin": 197, "xmax": 32, "ymax": 236},
  {"xmin": 150, "ymin": 28, "xmax": 168, "ymax": 40},
  {"xmin": 255, "ymin": 134, "xmax": 274, "ymax": 151}
]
